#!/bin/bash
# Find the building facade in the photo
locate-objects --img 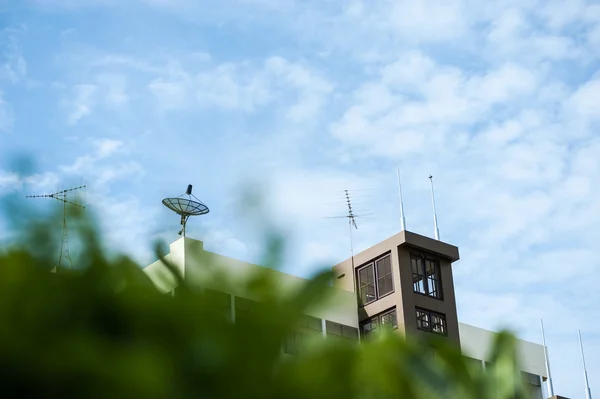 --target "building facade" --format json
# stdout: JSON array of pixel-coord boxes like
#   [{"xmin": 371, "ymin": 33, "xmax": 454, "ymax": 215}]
[{"xmin": 143, "ymin": 233, "xmax": 548, "ymax": 398}]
